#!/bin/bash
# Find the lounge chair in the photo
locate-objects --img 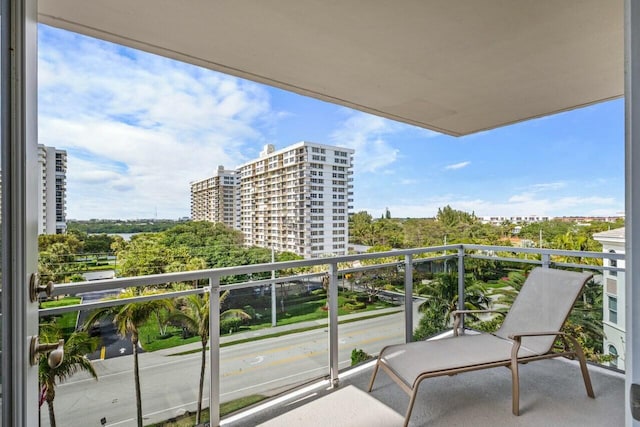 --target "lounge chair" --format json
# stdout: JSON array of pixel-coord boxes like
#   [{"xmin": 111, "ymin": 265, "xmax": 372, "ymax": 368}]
[{"xmin": 368, "ymin": 267, "xmax": 595, "ymax": 426}]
